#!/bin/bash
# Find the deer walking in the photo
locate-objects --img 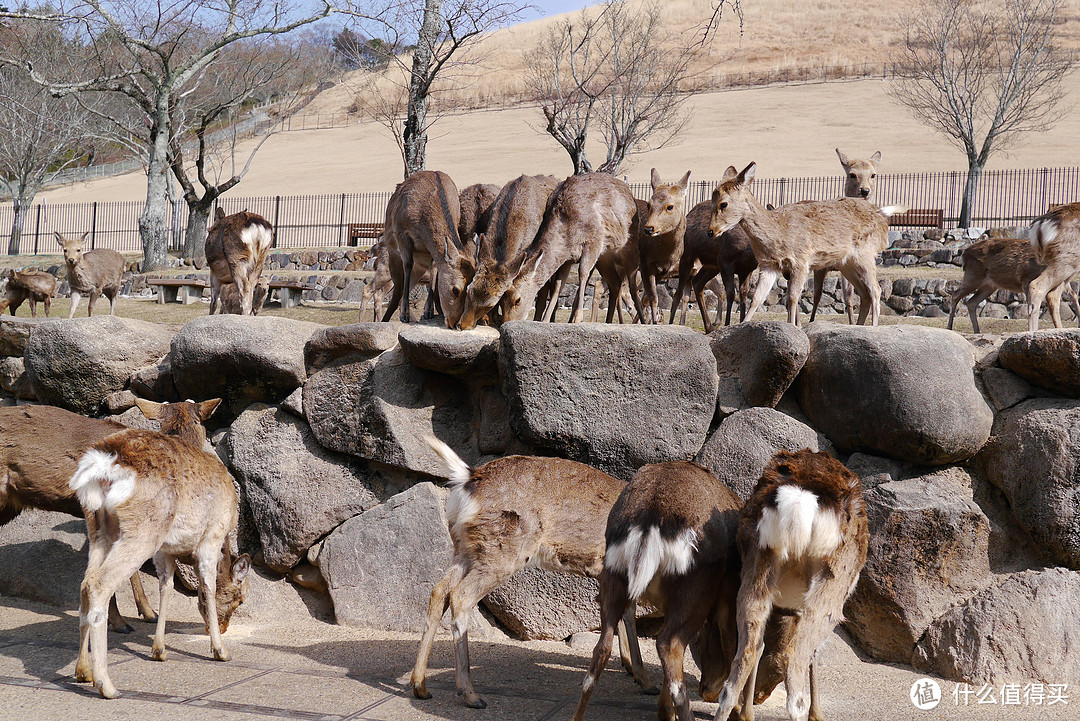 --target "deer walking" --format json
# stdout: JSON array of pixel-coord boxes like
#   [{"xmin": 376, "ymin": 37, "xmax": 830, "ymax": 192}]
[
  {"xmin": 413, "ymin": 437, "xmax": 652, "ymax": 709},
  {"xmin": 1028, "ymin": 202, "xmax": 1080, "ymax": 332},
  {"xmin": 639, "ymin": 170, "xmax": 691, "ymax": 324},
  {"xmin": 205, "ymin": 209, "xmax": 273, "ymax": 316},
  {"xmin": 712, "ymin": 449, "xmax": 869, "ymax": 721},
  {"xmin": 56, "ymin": 232, "xmax": 124, "ymax": 318},
  {"xmin": 0, "ymin": 269, "xmax": 56, "ymax": 318},
  {"xmin": 69, "ymin": 398, "xmax": 251, "ymax": 699}
]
